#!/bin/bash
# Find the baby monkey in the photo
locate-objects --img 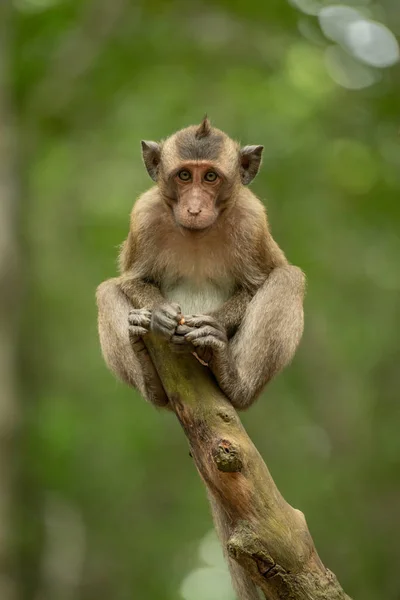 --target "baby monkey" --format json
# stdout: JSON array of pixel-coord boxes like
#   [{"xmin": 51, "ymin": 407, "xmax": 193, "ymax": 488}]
[{"xmin": 96, "ymin": 117, "xmax": 305, "ymax": 410}]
